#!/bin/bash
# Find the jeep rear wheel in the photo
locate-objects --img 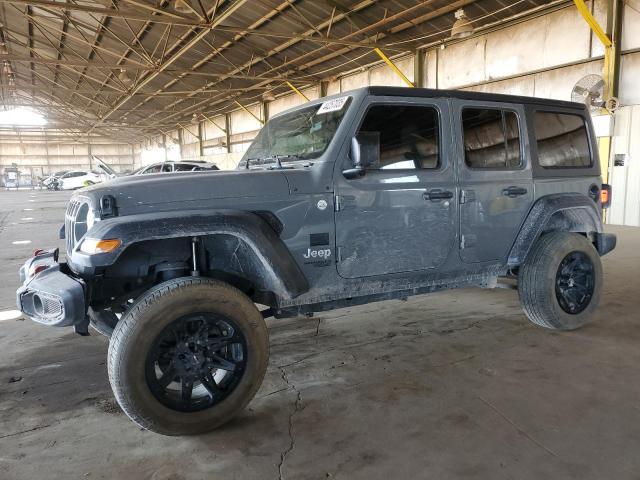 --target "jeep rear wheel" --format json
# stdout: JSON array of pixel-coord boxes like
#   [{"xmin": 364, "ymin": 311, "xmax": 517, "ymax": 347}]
[
  {"xmin": 518, "ymin": 232, "xmax": 602, "ymax": 330},
  {"xmin": 107, "ymin": 277, "xmax": 269, "ymax": 435}
]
